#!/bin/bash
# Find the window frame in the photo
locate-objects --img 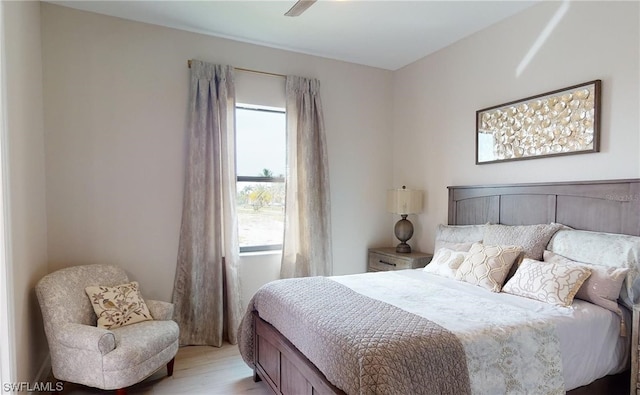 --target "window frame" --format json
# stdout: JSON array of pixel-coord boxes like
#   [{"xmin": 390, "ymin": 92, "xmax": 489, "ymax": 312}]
[{"xmin": 235, "ymin": 104, "xmax": 286, "ymax": 254}]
